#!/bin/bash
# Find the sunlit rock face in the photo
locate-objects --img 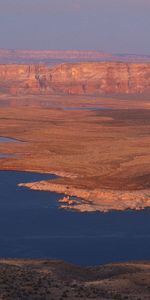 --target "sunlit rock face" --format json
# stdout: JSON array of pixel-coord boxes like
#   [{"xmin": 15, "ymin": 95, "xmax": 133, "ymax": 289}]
[
  {"xmin": 0, "ymin": 62, "xmax": 150, "ymax": 95},
  {"xmin": 49, "ymin": 62, "xmax": 150, "ymax": 94},
  {"xmin": 0, "ymin": 65, "xmax": 47, "ymax": 94}
]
